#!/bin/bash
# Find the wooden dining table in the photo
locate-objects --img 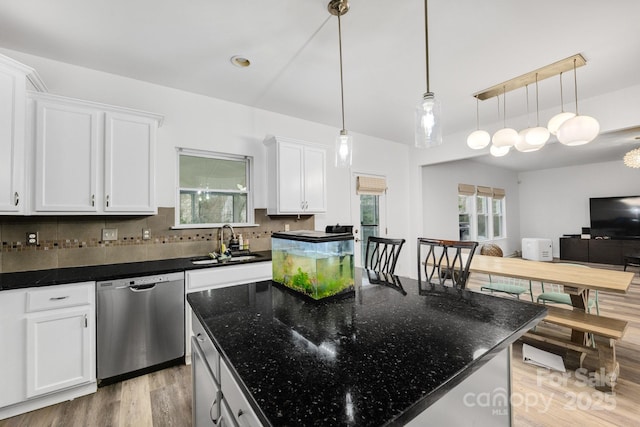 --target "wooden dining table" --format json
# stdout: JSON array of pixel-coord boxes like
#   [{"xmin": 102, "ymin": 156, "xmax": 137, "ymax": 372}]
[{"xmin": 468, "ymin": 254, "xmax": 634, "ymax": 311}]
